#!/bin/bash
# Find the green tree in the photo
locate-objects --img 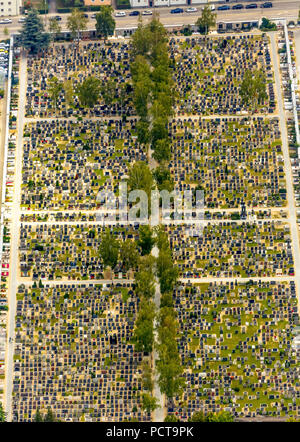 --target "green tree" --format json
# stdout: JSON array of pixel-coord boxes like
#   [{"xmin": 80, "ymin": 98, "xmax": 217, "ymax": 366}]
[
  {"xmin": 157, "ymin": 248, "xmax": 178, "ymax": 294},
  {"xmin": 164, "ymin": 414, "xmax": 180, "ymax": 422},
  {"xmin": 152, "ymin": 138, "xmax": 171, "ymax": 164},
  {"xmin": 120, "ymin": 239, "xmax": 139, "ymax": 272},
  {"xmin": 130, "ymin": 17, "xmax": 152, "ymax": 59},
  {"xmin": 67, "ymin": 8, "xmax": 87, "ymax": 46},
  {"xmin": 142, "ymin": 393, "xmax": 159, "ymax": 413},
  {"xmin": 128, "ymin": 161, "xmax": 154, "ymax": 199},
  {"xmin": 136, "ymin": 120, "xmax": 150, "ymax": 146},
  {"xmin": 20, "ymin": 9, "xmax": 50, "ymax": 54},
  {"xmin": 76, "ymin": 76, "xmax": 101, "ymax": 108},
  {"xmin": 141, "ymin": 360, "xmax": 153, "ymax": 391},
  {"xmin": 156, "ymin": 351, "xmax": 184, "ymax": 398},
  {"xmin": 44, "ymin": 407, "xmax": 55, "ymax": 422},
  {"xmin": 134, "ymin": 299, "xmax": 155, "ymax": 352},
  {"xmin": 137, "ymin": 225, "xmax": 155, "ymax": 256},
  {"xmin": 0, "ymin": 402, "xmax": 6, "ymax": 422},
  {"xmin": 99, "ymin": 229, "xmax": 119, "ymax": 270},
  {"xmin": 153, "ymin": 167, "xmax": 174, "ymax": 192},
  {"xmin": 100, "ymin": 78, "xmax": 116, "ymax": 107},
  {"xmin": 151, "ymin": 117, "xmax": 168, "ymax": 146},
  {"xmin": 34, "ymin": 408, "xmax": 43, "ymax": 422},
  {"xmin": 135, "ymin": 268, "xmax": 155, "ymax": 300},
  {"xmin": 195, "ymin": 6, "xmax": 216, "ymax": 35},
  {"xmin": 260, "ymin": 17, "xmax": 277, "ymax": 31},
  {"xmin": 207, "ymin": 411, "xmax": 235, "ymax": 422},
  {"xmin": 188, "ymin": 411, "xmax": 207, "ymax": 422},
  {"xmin": 95, "ymin": 5, "xmax": 116, "ymax": 42},
  {"xmin": 240, "ymin": 69, "xmax": 267, "ymax": 111},
  {"xmin": 47, "ymin": 76, "xmax": 62, "ymax": 114},
  {"xmin": 49, "ymin": 17, "xmax": 61, "ymax": 43},
  {"xmin": 63, "ymin": 79, "xmax": 74, "ymax": 110}
]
